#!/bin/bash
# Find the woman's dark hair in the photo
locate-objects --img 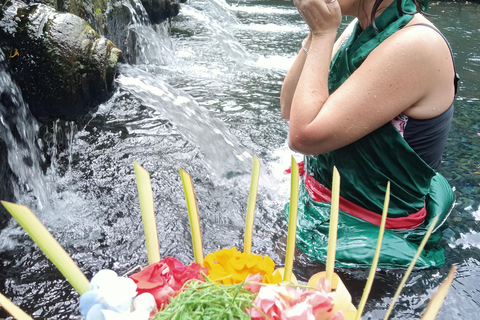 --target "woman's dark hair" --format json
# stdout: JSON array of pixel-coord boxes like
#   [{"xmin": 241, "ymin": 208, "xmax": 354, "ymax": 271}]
[{"xmin": 371, "ymin": 0, "xmax": 425, "ymax": 31}]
